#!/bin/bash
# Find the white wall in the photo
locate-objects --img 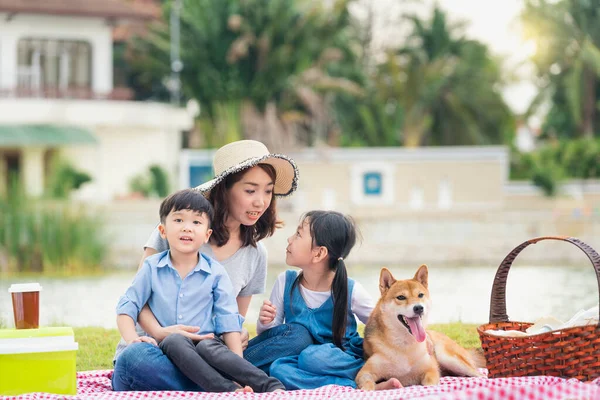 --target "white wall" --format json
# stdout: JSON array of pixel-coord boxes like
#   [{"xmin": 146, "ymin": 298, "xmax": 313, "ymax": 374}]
[
  {"xmin": 0, "ymin": 13, "xmax": 113, "ymax": 94},
  {"xmin": 102, "ymin": 182, "xmax": 600, "ymax": 268},
  {"xmin": 0, "ymin": 99, "xmax": 194, "ymax": 201},
  {"xmin": 63, "ymin": 127, "xmax": 181, "ymax": 202},
  {"xmin": 0, "ymin": 99, "xmax": 192, "ymax": 129},
  {"xmin": 181, "ymin": 145, "xmax": 509, "ymax": 214}
]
